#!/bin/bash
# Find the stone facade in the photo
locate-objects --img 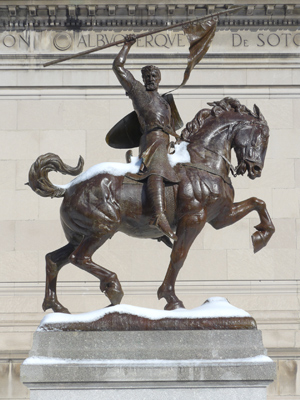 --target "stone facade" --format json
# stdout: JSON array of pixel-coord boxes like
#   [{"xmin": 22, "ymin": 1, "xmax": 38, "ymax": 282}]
[{"xmin": 0, "ymin": 1, "xmax": 300, "ymax": 399}]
